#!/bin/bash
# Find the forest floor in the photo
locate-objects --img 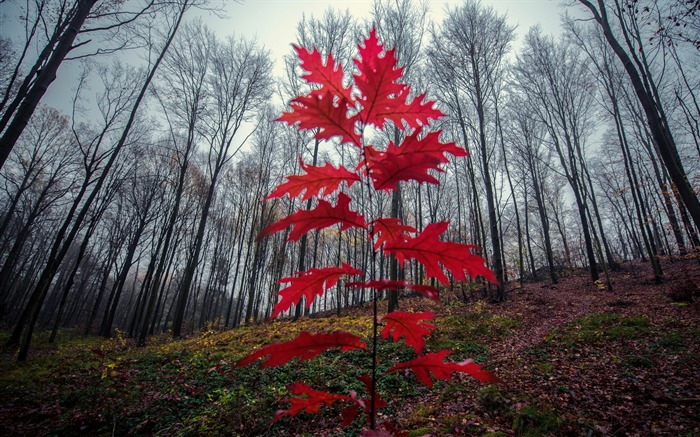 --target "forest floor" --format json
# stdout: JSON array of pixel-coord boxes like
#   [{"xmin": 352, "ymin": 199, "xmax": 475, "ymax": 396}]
[{"xmin": 0, "ymin": 258, "xmax": 699, "ymax": 436}]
